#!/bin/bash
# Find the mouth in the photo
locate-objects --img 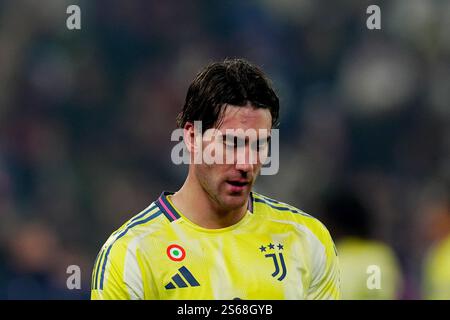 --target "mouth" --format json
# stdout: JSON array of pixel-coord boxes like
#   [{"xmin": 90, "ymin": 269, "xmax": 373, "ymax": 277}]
[
  {"xmin": 227, "ymin": 180, "xmax": 249, "ymax": 187},
  {"xmin": 226, "ymin": 180, "xmax": 250, "ymax": 193}
]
